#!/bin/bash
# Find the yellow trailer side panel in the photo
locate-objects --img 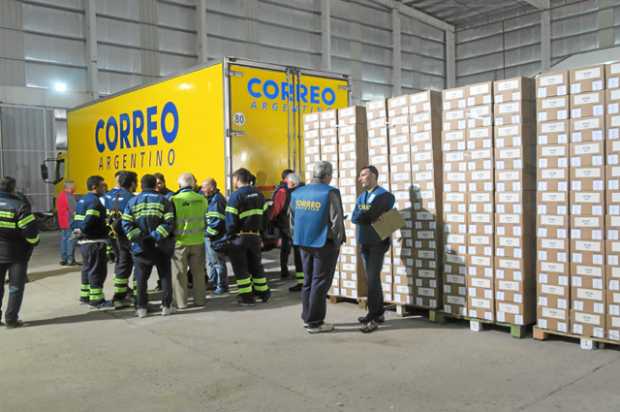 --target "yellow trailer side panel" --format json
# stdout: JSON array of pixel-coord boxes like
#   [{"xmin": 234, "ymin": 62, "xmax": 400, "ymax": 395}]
[
  {"xmin": 228, "ymin": 65, "xmax": 348, "ymax": 190},
  {"xmin": 67, "ymin": 64, "xmax": 225, "ymax": 192}
]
